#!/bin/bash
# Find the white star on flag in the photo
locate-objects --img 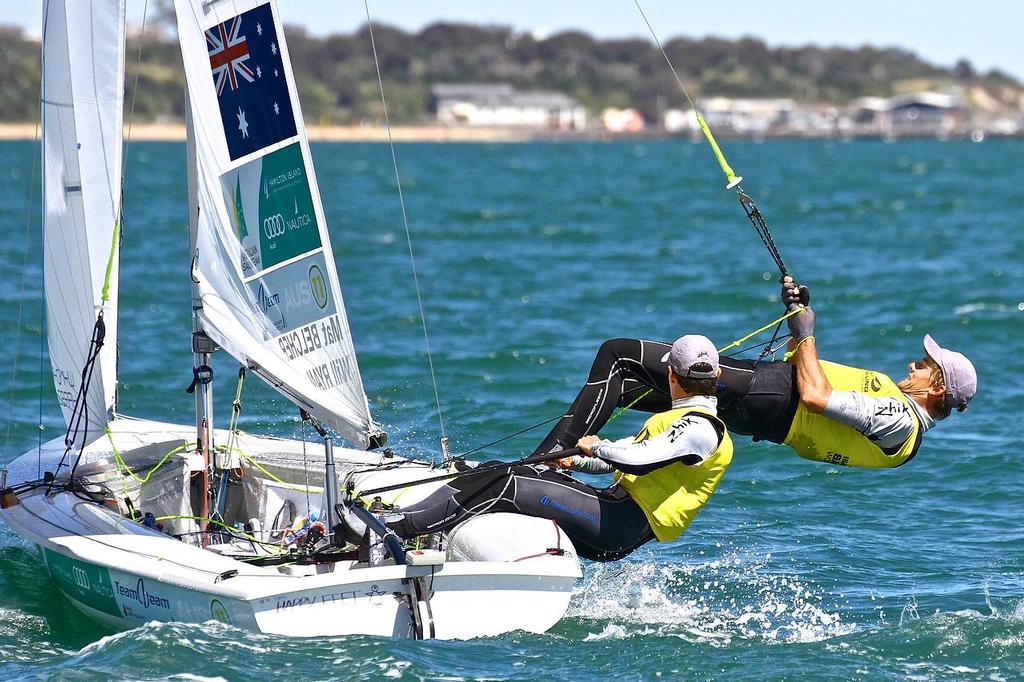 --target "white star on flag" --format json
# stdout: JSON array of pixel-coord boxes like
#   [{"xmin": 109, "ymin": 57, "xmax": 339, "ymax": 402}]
[
  {"xmin": 274, "ymin": 102, "xmax": 280, "ymax": 115},
  {"xmin": 256, "ymin": 66, "xmax": 262, "ymax": 78},
  {"xmin": 274, "ymin": 68, "xmax": 279, "ymax": 77},
  {"xmin": 237, "ymin": 107, "xmax": 249, "ymax": 138},
  {"xmin": 256, "ymin": 22, "xmax": 262, "ymax": 35},
  {"xmin": 271, "ymin": 42, "xmax": 277, "ymax": 55}
]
